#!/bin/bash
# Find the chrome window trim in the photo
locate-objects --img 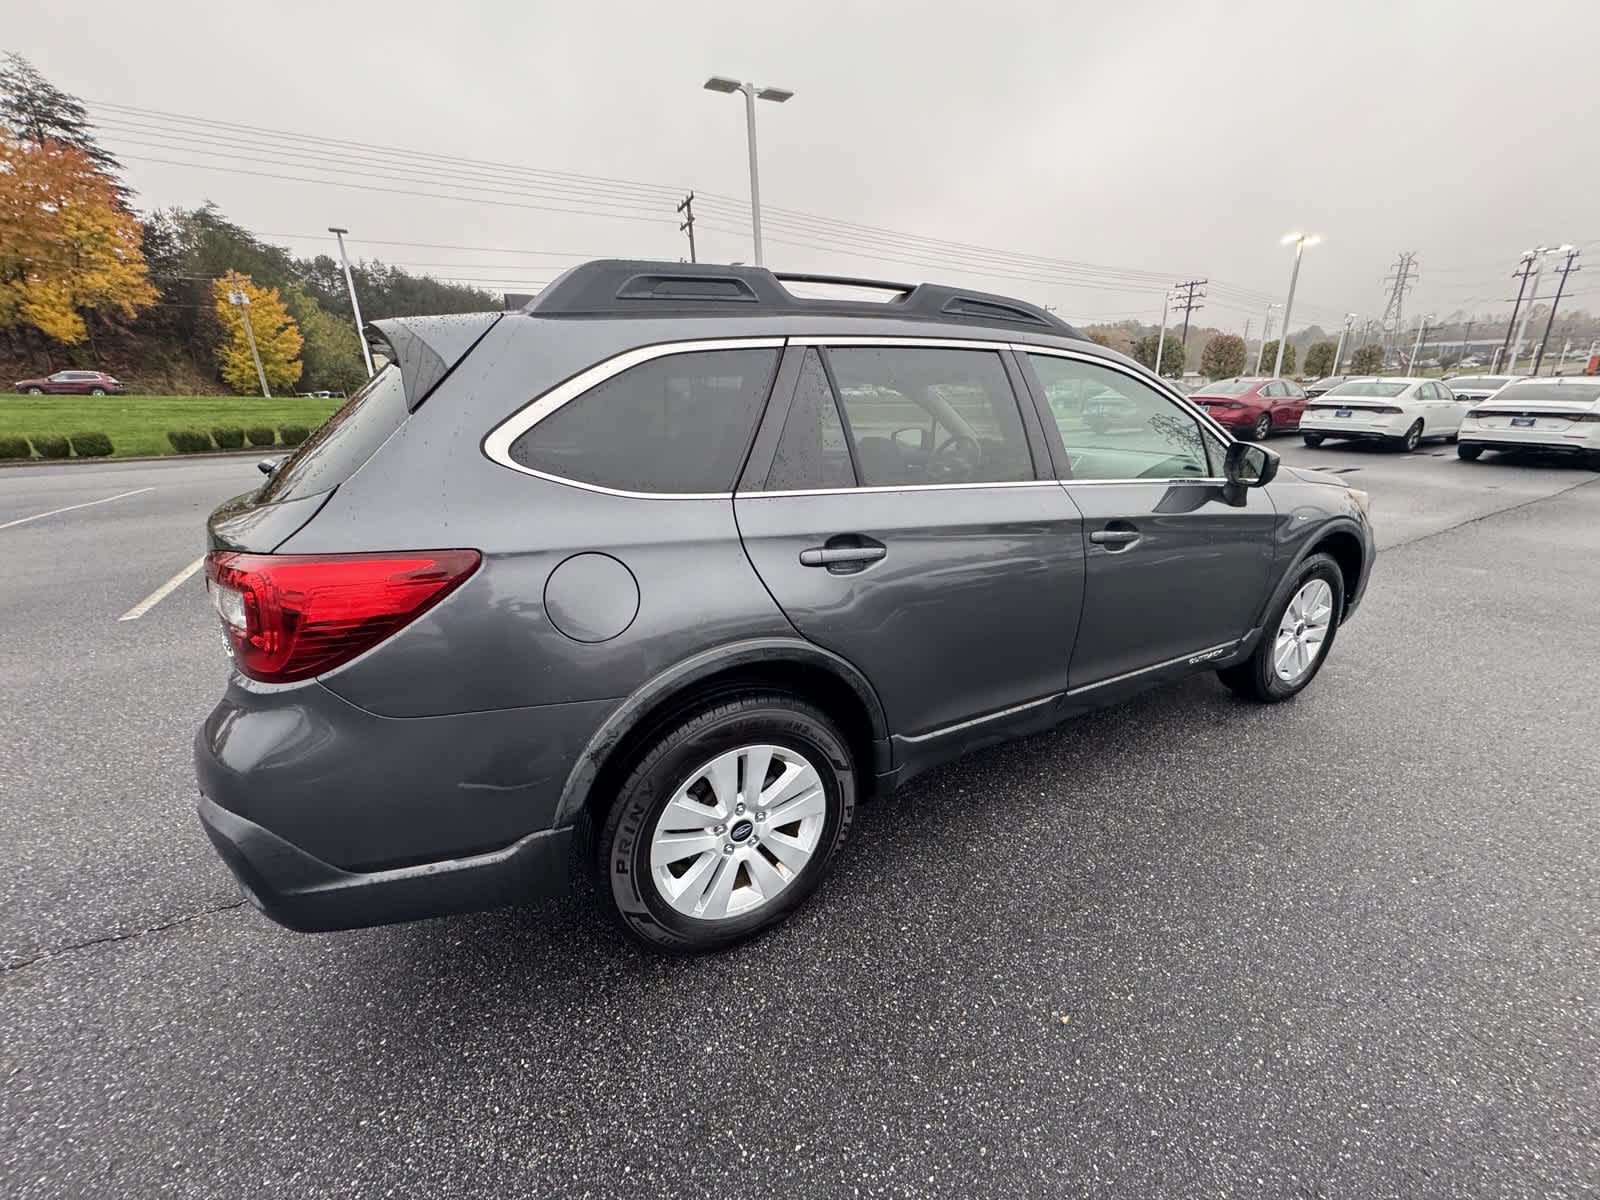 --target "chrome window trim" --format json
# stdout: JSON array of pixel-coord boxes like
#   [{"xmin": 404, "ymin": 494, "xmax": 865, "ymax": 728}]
[
  {"xmin": 746, "ymin": 479, "xmax": 1060, "ymax": 499},
  {"xmin": 788, "ymin": 335, "xmax": 1012, "ymax": 350},
  {"xmin": 1065, "ymin": 640, "xmax": 1238, "ymax": 697},
  {"xmin": 898, "ymin": 693, "xmax": 1059, "ymax": 745},
  {"xmin": 481, "ymin": 336, "xmax": 785, "ymax": 498}
]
